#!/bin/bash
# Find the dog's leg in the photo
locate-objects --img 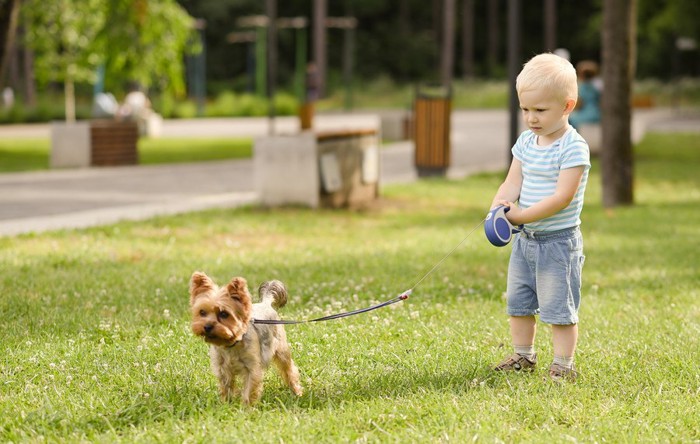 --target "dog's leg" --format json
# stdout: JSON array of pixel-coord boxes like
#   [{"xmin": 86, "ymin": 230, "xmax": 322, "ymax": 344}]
[
  {"xmin": 211, "ymin": 350, "xmax": 238, "ymax": 402},
  {"xmin": 241, "ymin": 368, "xmax": 264, "ymax": 405},
  {"xmin": 274, "ymin": 346, "xmax": 303, "ymax": 397},
  {"xmin": 217, "ymin": 374, "xmax": 237, "ymax": 402}
]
